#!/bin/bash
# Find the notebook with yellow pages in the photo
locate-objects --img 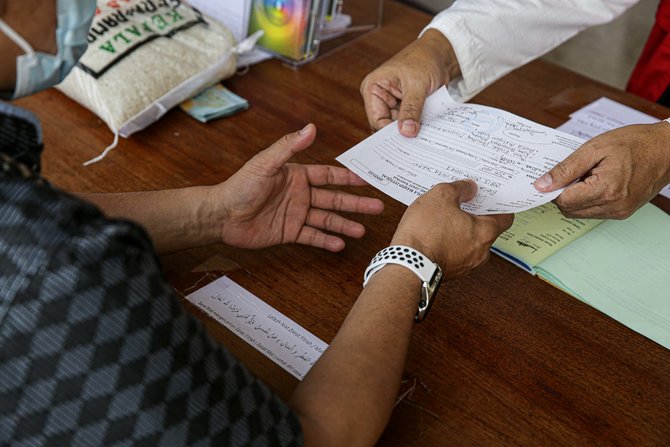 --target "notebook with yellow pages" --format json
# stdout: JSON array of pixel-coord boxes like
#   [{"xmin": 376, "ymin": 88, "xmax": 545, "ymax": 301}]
[{"xmin": 491, "ymin": 202, "xmax": 670, "ymax": 350}]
